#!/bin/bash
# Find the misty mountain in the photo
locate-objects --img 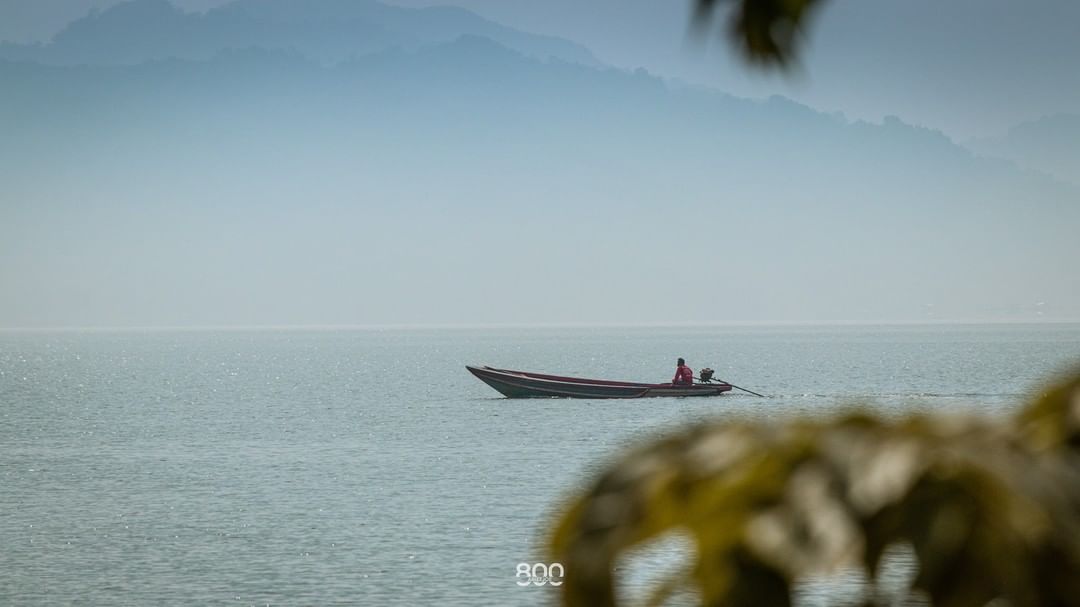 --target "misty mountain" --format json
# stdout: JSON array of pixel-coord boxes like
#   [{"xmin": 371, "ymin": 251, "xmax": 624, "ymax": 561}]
[
  {"xmin": 2, "ymin": 35, "xmax": 1078, "ymax": 326},
  {"xmin": 0, "ymin": 0, "xmax": 597, "ymax": 67},
  {"xmin": 966, "ymin": 114, "xmax": 1080, "ymax": 187}
]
